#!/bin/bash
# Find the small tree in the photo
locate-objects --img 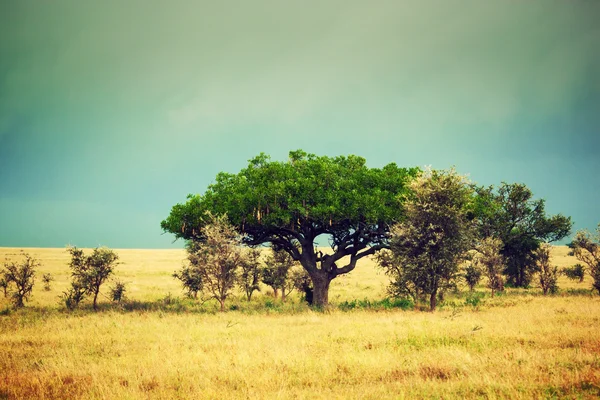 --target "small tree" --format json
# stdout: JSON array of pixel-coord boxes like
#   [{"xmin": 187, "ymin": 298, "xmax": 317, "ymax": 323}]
[
  {"xmin": 536, "ymin": 244, "xmax": 559, "ymax": 295},
  {"xmin": 238, "ymin": 248, "xmax": 262, "ymax": 301},
  {"xmin": 3, "ymin": 252, "xmax": 39, "ymax": 308},
  {"xmin": 473, "ymin": 237, "xmax": 505, "ymax": 297},
  {"xmin": 173, "ymin": 265, "xmax": 203, "ymax": 299},
  {"xmin": 464, "ymin": 263, "xmax": 482, "ymax": 292},
  {"xmin": 570, "ymin": 224, "xmax": 600, "ymax": 294},
  {"xmin": 384, "ymin": 168, "xmax": 476, "ymax": 311},
  {"xmin": 563, "ymin": 264, "xmax": 585, "ymax": 283},
  {"xmin": 186, "ymin": 213, "xmax": 244, "ymax": 312},
  {"xmin": 42, "ymin": 273, "xmax": 54, "ymax": 291},
  {"xmin": 262, "ymin": 247, "xmax": 297, "ymax": 301},
  {"xmin": 67, "ymin": 246, "xmax": 119, "ymax": 310},
  {"xmin": 109, "ymin": 280, "xmax": 127, "ymax": 303}
]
